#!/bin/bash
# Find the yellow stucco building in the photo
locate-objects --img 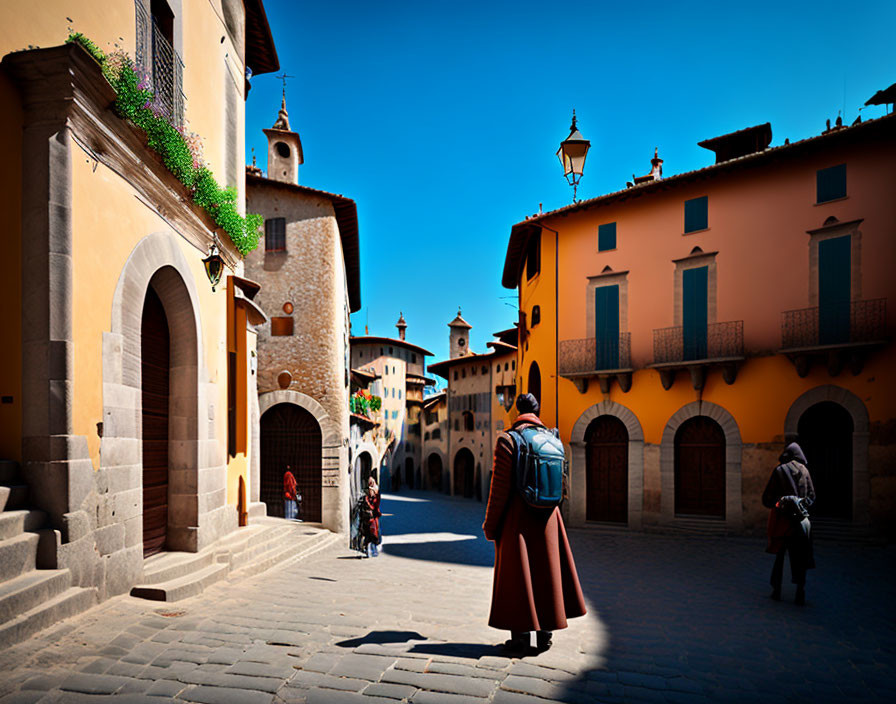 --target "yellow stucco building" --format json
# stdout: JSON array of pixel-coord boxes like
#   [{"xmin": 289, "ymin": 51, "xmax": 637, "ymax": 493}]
[{"xmin": 0, "ymin": 0, "xmax": 280, "ymax": 639}]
